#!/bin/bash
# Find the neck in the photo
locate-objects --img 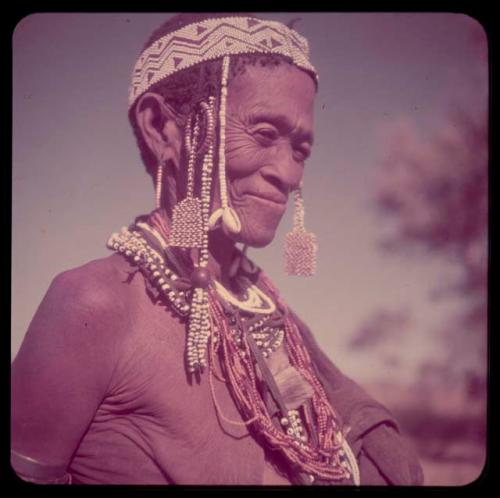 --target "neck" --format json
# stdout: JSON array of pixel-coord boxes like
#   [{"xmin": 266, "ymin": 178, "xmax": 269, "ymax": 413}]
[
  {"xmin": 150, "ymin": 207, "xmax": 241, "ymax": 287},
  {"xmin": 206, "ymin": 228, "xmax": 239, "ymax": 287}
]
